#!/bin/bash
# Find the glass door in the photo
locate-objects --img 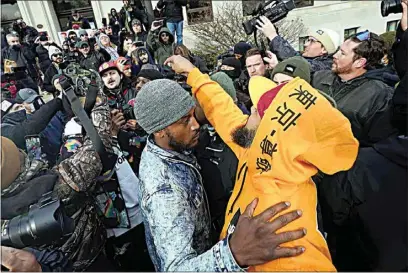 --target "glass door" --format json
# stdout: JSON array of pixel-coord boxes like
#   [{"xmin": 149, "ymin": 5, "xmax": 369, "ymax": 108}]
[{"xmin": 52, "ymin": 0, "xmax": 96, "ymax": 31}]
